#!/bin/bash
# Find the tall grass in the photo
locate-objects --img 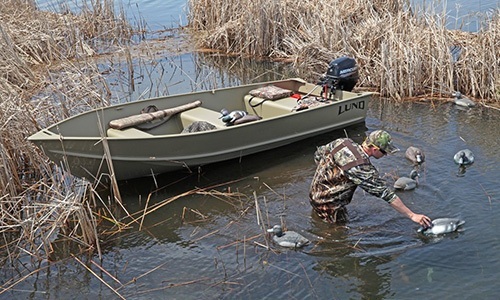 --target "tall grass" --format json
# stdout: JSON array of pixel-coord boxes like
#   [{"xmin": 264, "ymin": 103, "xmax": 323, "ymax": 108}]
[
  {"xmin": 0, "ymin": 0, "xmax": 132, "ymax": 271},
  {"xmin": 187, "ymin": 0, "xmax": 499, "ymax": 102}
]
